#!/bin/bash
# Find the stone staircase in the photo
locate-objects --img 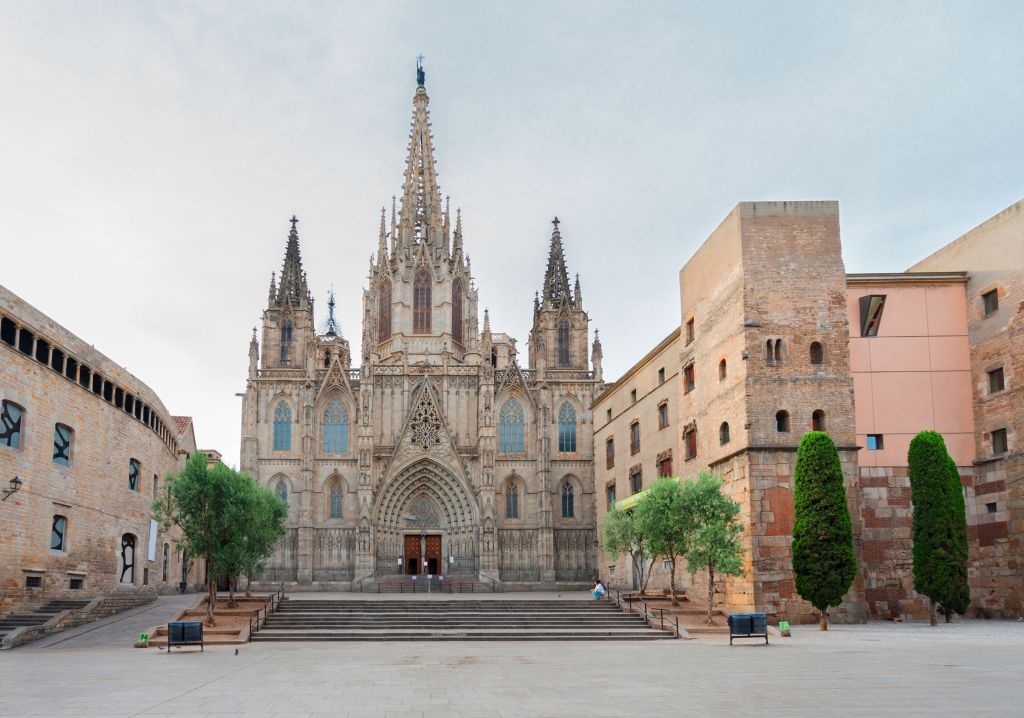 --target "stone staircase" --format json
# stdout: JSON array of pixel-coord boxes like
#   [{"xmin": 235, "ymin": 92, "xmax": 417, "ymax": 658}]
[
  {"xmin": 358, "ymin": 575, "xmax": 497, "ymax": 594},
  {"xmin": 0, "ymin": 599, "xmax": 91, "ymax": 644},
  {"xmin": 251, "ymin": 598, "xmax": 674, "ymax": 641}
]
